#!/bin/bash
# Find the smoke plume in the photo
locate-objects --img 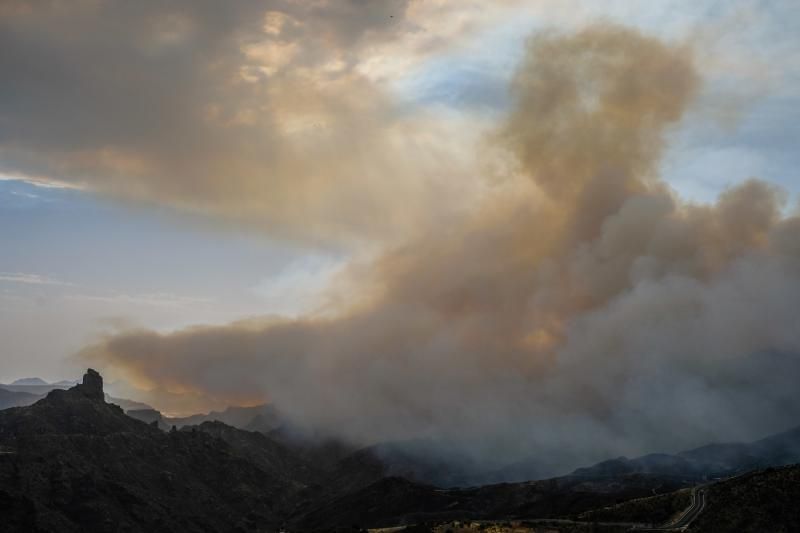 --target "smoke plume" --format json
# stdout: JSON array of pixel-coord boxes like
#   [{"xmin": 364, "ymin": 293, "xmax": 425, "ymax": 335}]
[
  {"xmin": 81, "ymin": 24, "xmax": 800, "ymax": 474},
  {"xmin": 0, "ymin": 0, "xmax": 478, "ymax": 243}
]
